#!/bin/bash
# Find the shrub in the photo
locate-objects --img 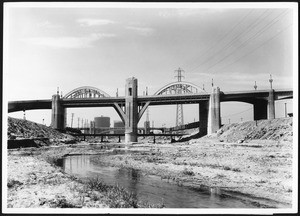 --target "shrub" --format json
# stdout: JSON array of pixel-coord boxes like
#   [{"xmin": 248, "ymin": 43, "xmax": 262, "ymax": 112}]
[
  {"xmin": 49, "ymin": 196, "xmax": 80, "ymax": 208},
  {"xmin": 7, "ymin": 179, "xmax": 23, "ymax": 188},
  {"xmin": 85, "ymin": 177, "xmax": 164, "ymax": 208},
  {"xmin": 181, "ymin": 167, "xmax": 195, "ymax": 176},
  {"xmin": 44, "ymin": 156, "xmax": 63, "ymax": 167}
]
